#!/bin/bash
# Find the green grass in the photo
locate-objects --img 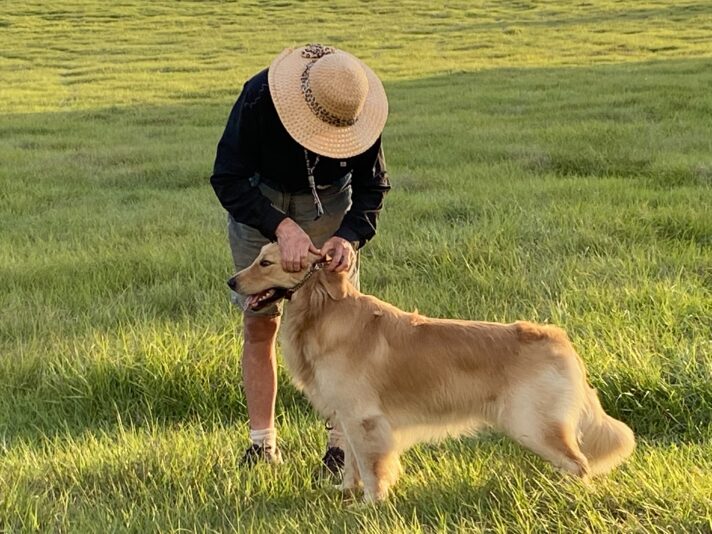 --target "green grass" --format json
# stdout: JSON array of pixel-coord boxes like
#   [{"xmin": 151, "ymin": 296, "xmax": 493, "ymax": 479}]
[{"xmin": 1, "ymin": 1, "xmax": 711, "ymax": 532}]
